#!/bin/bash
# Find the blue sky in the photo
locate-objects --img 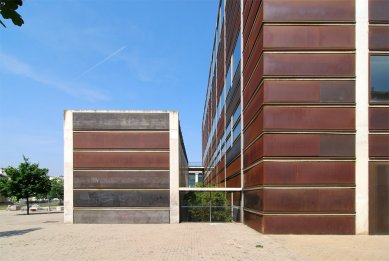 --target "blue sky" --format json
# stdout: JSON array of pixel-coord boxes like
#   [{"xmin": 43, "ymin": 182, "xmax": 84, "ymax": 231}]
[{"xmin": 0, "ymin": 0, "xmax": 218, "ymax": 176}]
